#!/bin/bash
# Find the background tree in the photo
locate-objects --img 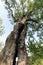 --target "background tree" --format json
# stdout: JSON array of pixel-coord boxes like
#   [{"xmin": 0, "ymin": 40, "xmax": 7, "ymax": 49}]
[
  {"xmin": 0, "ymin": 17, "xmax": 4, "ymax": 35},
  {"xmin": 0, "ymin": 42, "xmax": 4, "ymax": 52}
]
